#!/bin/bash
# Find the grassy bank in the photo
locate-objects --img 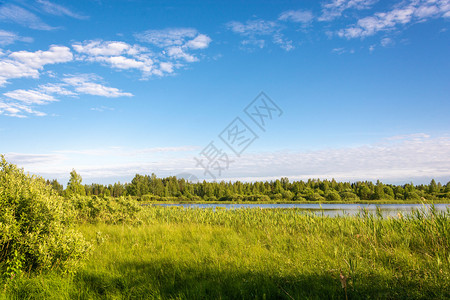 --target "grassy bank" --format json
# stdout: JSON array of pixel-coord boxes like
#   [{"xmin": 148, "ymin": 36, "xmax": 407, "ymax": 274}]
[{"xmin": 2, "ymin": 207, "xmax": 449, "ymax": 299}]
